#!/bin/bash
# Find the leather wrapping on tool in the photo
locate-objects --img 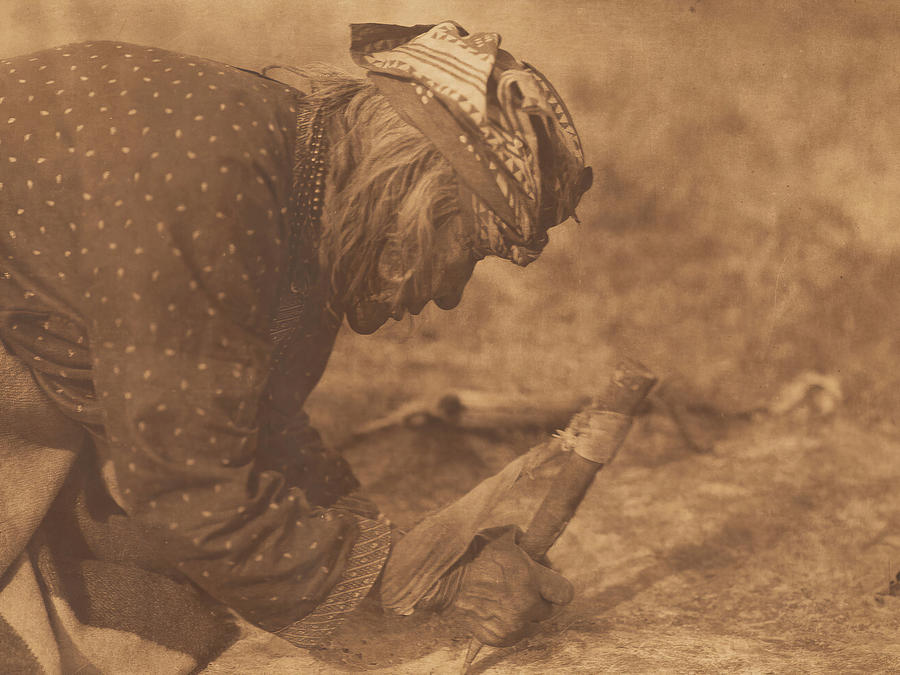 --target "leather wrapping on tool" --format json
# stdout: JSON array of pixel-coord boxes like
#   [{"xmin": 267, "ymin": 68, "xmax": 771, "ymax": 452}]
[
  {"xmin": 379, "ymin": 440, "xmax": 560, "ymax": 615},
  {"xmin": 556, "ymin": 410, "xmax": 632, "ymax": 464}
]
